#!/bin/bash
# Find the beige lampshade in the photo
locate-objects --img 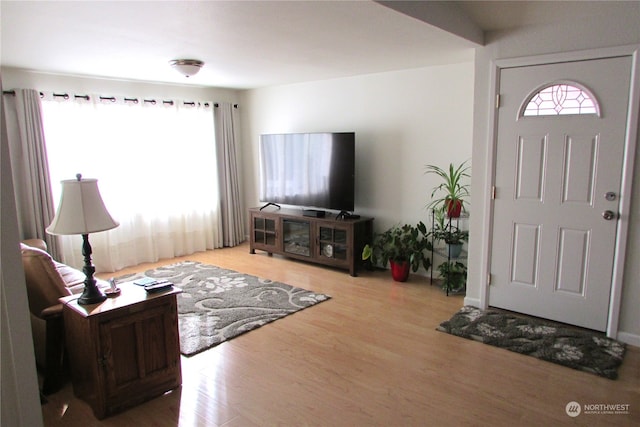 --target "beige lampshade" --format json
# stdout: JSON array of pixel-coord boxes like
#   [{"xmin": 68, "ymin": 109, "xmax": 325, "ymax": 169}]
[{"xmin": 47, "ymin": 176, "xmax": 119, "ymax": 235}]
